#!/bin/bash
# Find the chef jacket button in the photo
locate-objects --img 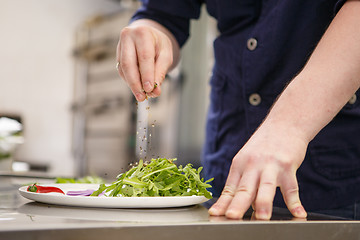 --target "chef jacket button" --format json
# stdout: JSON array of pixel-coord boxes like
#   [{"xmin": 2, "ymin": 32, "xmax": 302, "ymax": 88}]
[
  {"xmin": 247, "ymin": 38, "xmax": 258, "ymax": 51},
  {"xmin": 348, "ymin": 94, "xmax": 357, "ymax": 105},
  {"xmin": 249, "ymin": 93, "xmax": 261, "ymax": 106}
]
